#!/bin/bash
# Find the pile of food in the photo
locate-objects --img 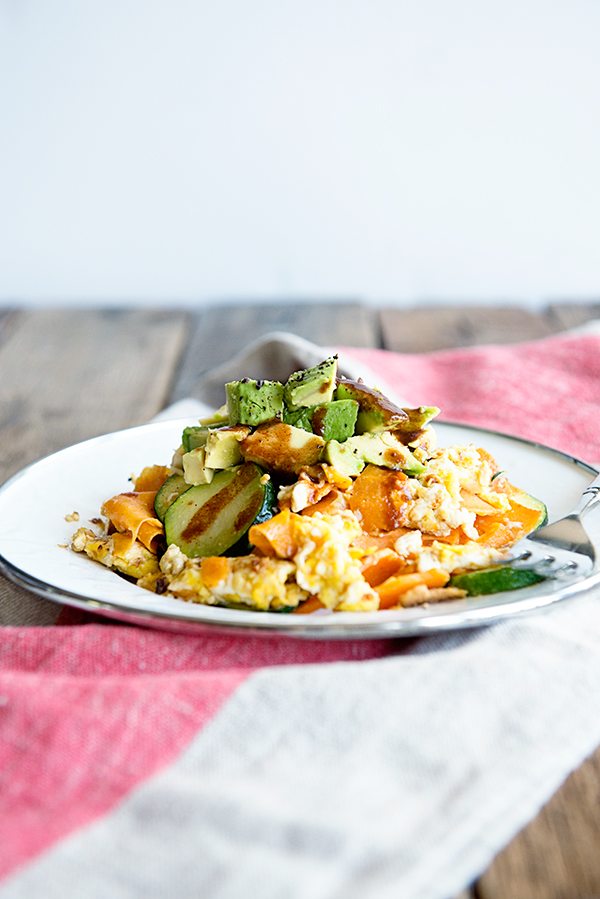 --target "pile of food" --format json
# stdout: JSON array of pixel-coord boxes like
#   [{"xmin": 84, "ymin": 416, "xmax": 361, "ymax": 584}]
[{"xmin": 71, "ymin": 356, "xmax": 547, "ymax": 613}]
